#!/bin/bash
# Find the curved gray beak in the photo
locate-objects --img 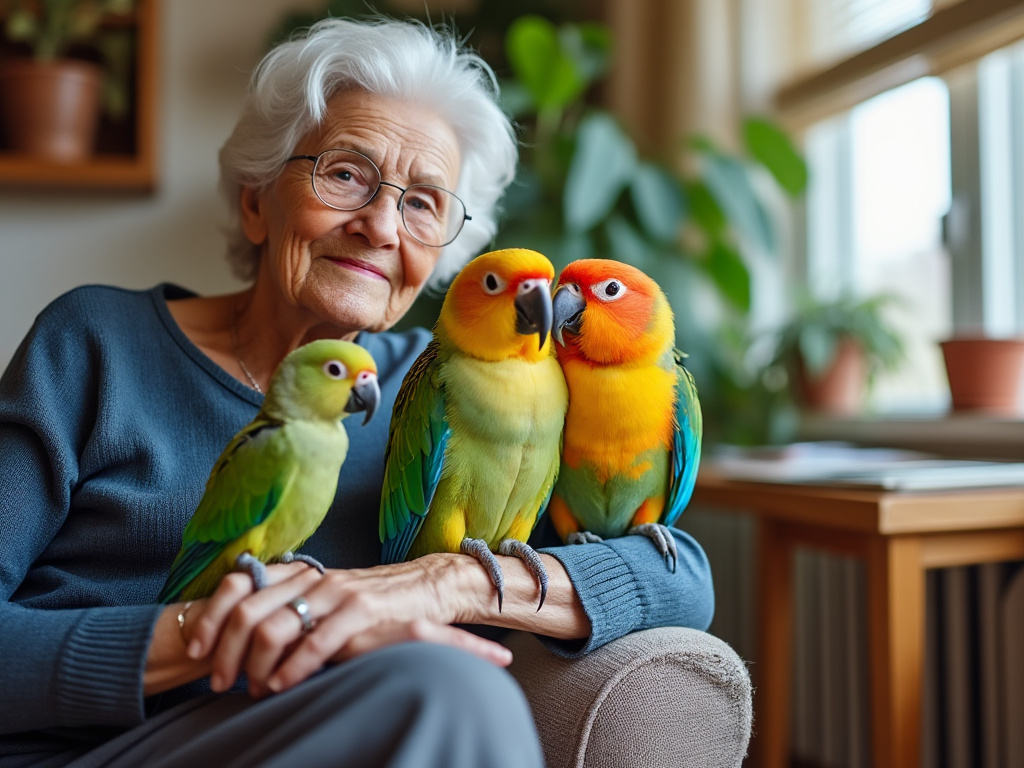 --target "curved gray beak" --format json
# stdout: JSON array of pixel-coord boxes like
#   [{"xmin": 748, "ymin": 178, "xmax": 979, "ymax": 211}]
[
  {"xmin": 514, "ymin": 279, "xmax": 554, "ymax": 350},
  {"xmin": 344, "ymin": 372, "xmax": 381, "ymax": 426},
  {"xmin": 552, "ymin": 284, "xmax": 586, "ymax": 346}
]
